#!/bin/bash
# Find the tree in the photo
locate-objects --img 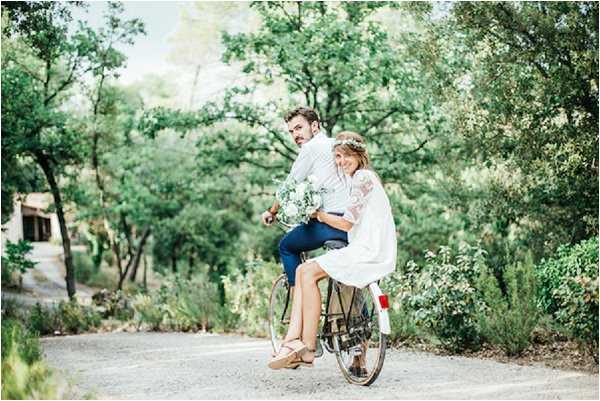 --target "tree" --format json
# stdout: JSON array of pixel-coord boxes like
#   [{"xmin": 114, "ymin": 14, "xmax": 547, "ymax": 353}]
[
  {"xmin": 448, "ymin": 2, "xmax": 598, "ymax": 258},
  {"xmin": 138, "ymin": 2, "xmax": 474, "ymax": 266},
  {"xmin": 1, "ymin": 2, "xmax": 144, "ymax": 298}
]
